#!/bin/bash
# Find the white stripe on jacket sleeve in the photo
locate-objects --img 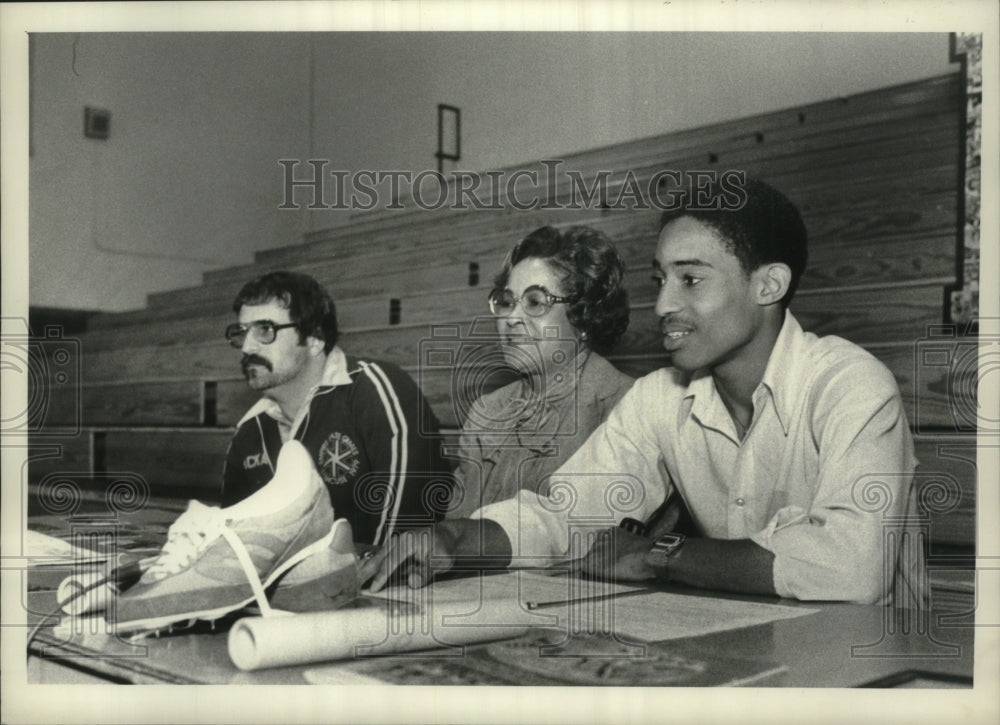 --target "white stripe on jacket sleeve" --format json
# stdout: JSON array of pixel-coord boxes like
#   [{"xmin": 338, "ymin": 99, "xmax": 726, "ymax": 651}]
[{"xmin": 359, "ymin": 361, "xmax": 409, "ymax": 544}]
